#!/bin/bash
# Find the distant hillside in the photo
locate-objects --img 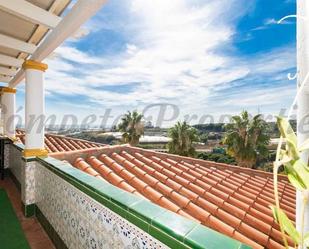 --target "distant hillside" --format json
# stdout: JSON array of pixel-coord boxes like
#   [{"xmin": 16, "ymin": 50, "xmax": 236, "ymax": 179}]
[
  {"xmin": 193, "ymin": 120, "xmax": 297, "ymax": 139},
  {"xmin": 193, "ymin": 123, "xmax": 225, "ymax": 133}
]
